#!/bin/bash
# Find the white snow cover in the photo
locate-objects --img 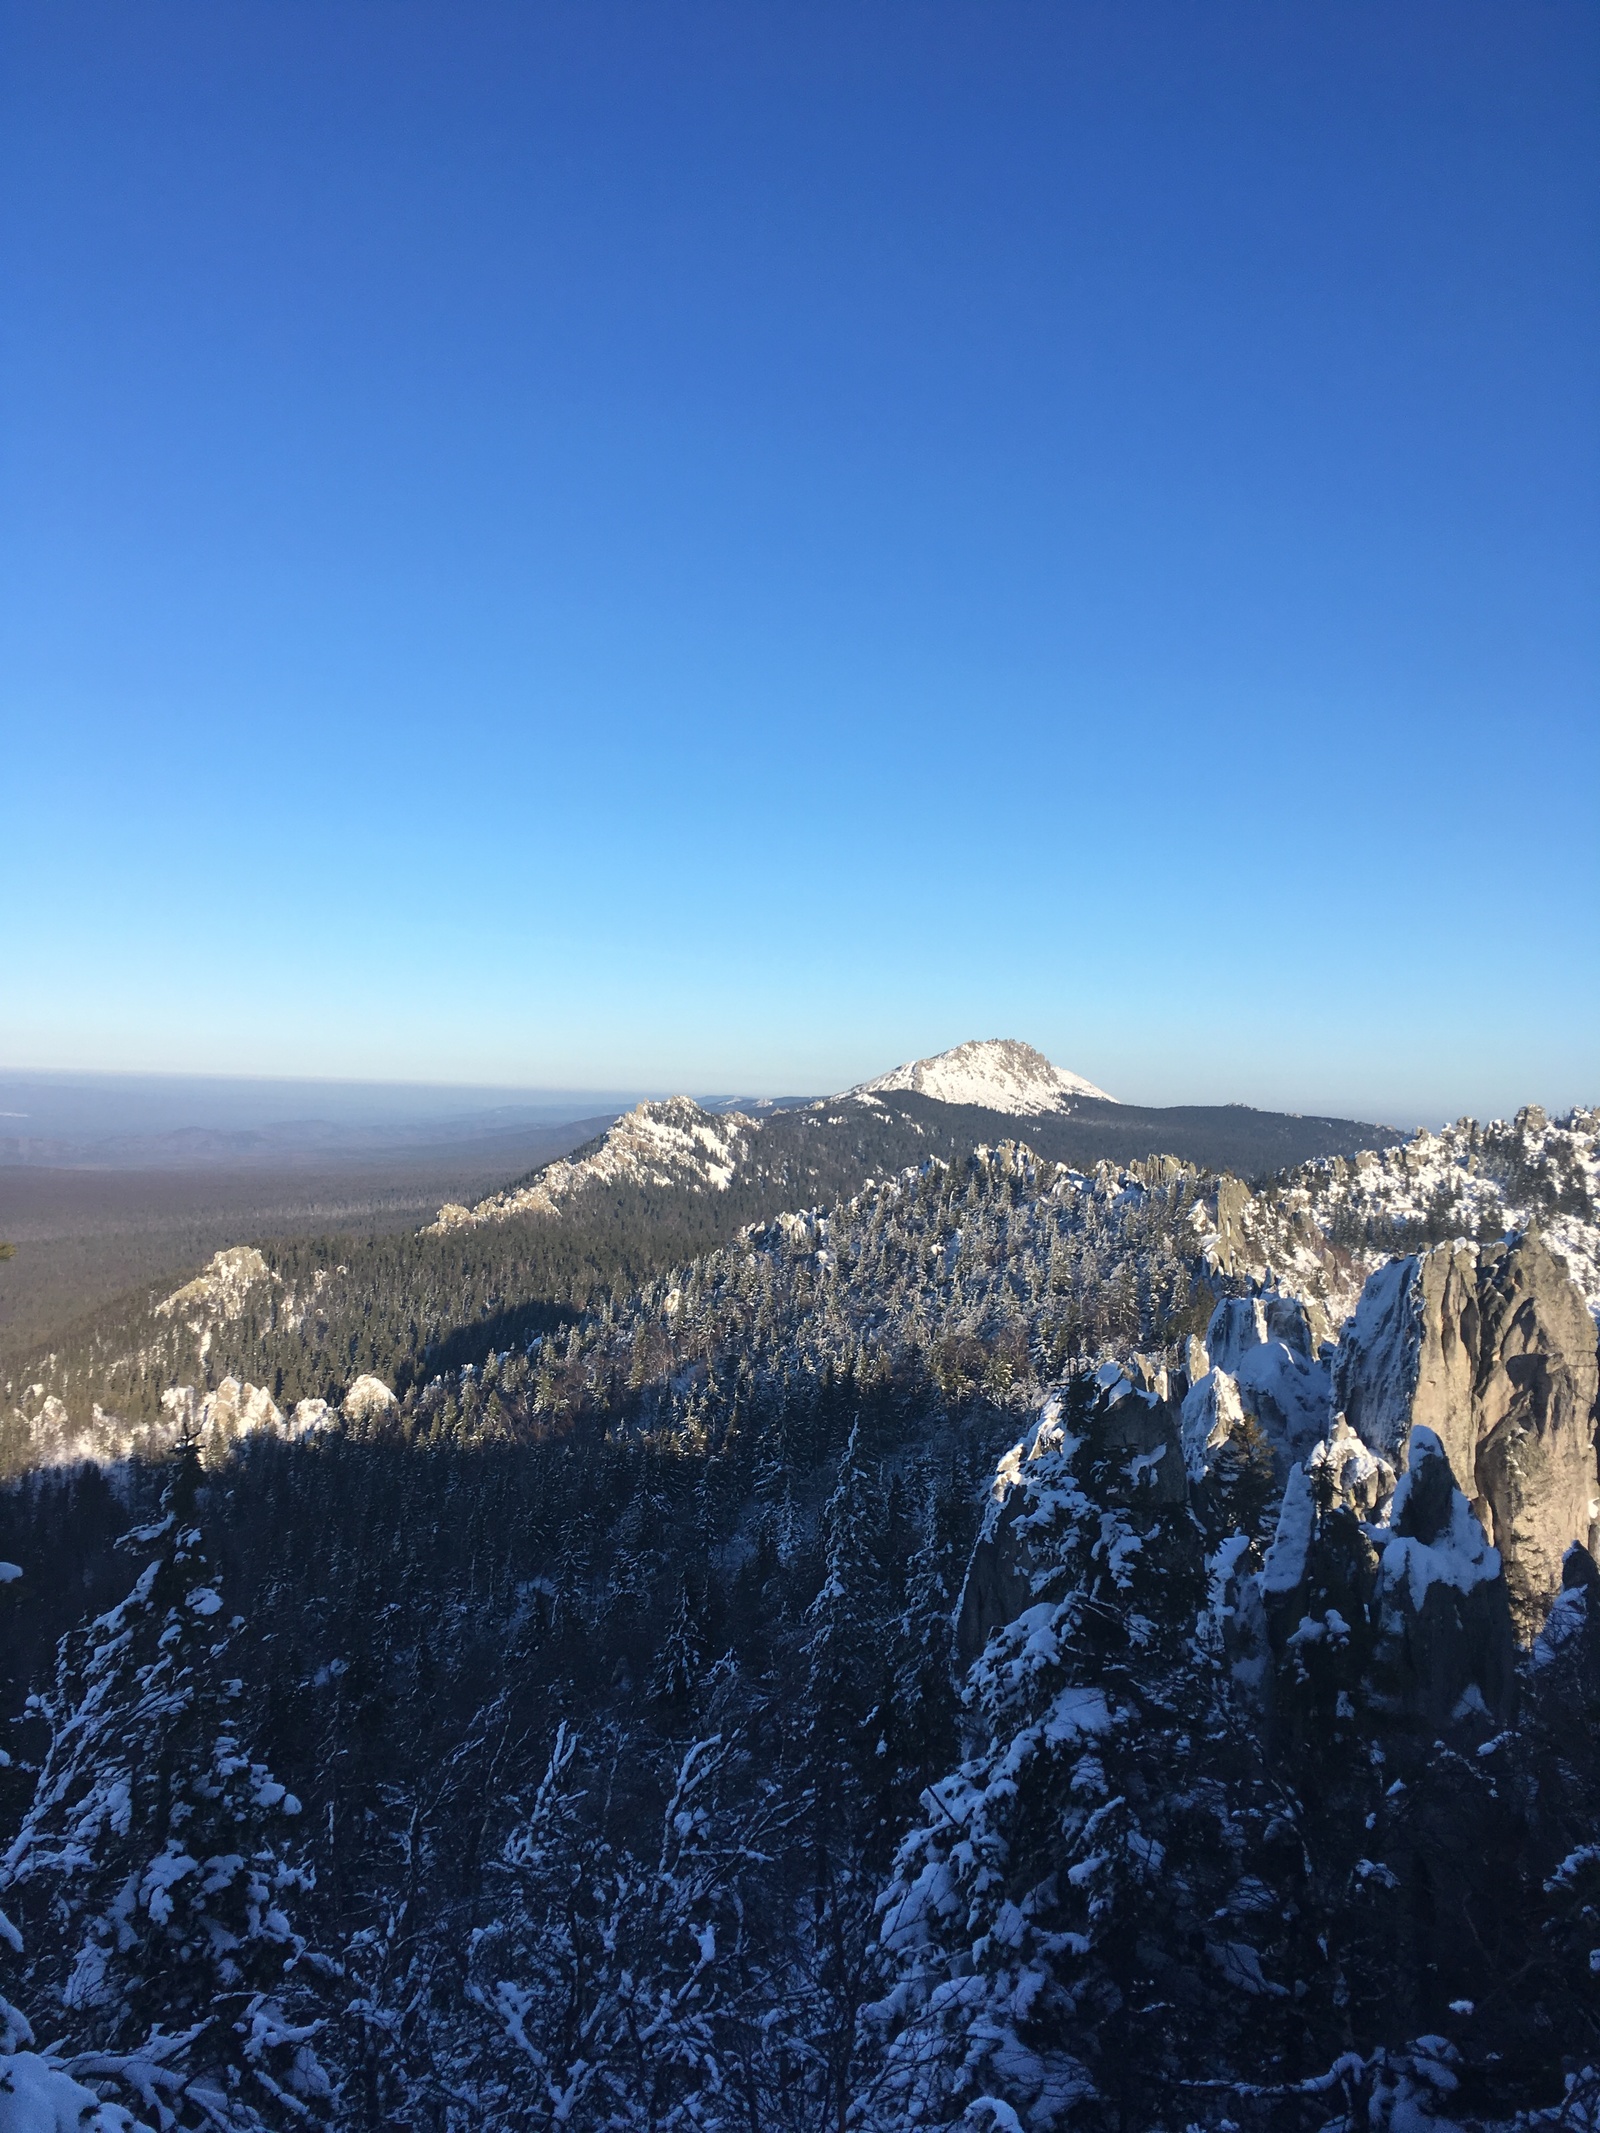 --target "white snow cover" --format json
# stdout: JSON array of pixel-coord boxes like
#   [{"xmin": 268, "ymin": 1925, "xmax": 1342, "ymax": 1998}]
[
  {"xmin": 1532, "ymin": 1578, "xmax": 1590, "ymax": 1670},
  {"xmin": 154, "ymin": 1245, "xmax": 273, "ymax": 1324},
  {"xmin": 1189, "ymin": 1294, "xmax": 1331, "ymax": 1467},
  {"xmin": 13, "ymin": 1375, "xmax": 325, "ymax": 1471},
  {"xmin": 1260, "ymin": 1464, "xmax": 1316, "ymax": 1596},
  {"xmin": 1379, "ymin": 1427, "xmax": 1503, "ymax": 1610},
  {"xmin": 1309, "ymin": 1417, "xmax": 1395, "ymax": 1515},
  {"xmin": 1179, "ymin": 1368, "xmax": 1246, "ymax": 1480},
  {"xmin": 851, "ymin": 1038, "xmax": 1115, "ymax": 1113},
  {"xmin": 0, "ymin": 2046, "xmax": 137, "ymax": 2132},
  {"xmin": 1330, "ymin": 1255, "xmax": 1422, "ymax": 1462},
  {"xmin": 1211, "ymin": 1107, "xmax": 1600, "ymax": 1327},
  {"xmin": 343, "ymin": 1374, "xmax": 398, "ymax": 1422}
]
